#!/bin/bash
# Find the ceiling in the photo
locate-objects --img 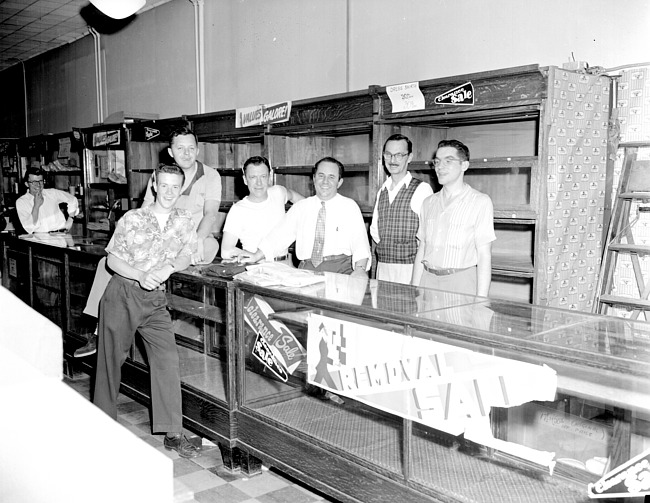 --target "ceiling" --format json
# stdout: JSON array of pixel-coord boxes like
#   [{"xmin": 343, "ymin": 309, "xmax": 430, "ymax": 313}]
[{"xmin": 0, "ymin": 0, "xmax": 171, "ymax": 73}]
